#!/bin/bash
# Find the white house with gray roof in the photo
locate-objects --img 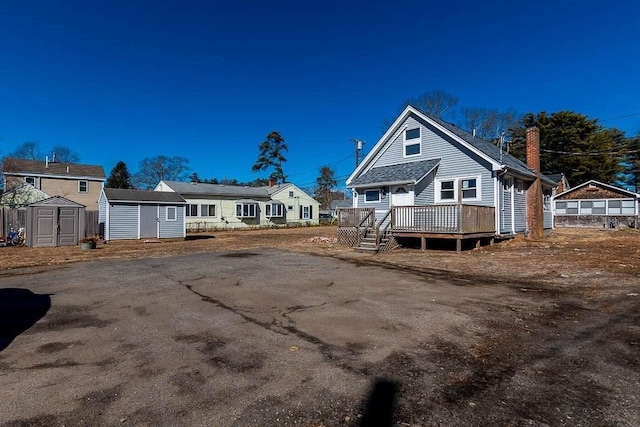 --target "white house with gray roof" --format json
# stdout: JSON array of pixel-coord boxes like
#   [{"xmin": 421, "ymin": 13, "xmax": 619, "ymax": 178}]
[
  {"xmin": 342, "ymin": 106, "xmax": 555, "ymax": 251},
  {"xmin": 155, "ymin": 181, "xmax": 319, "ymax": 231}
]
